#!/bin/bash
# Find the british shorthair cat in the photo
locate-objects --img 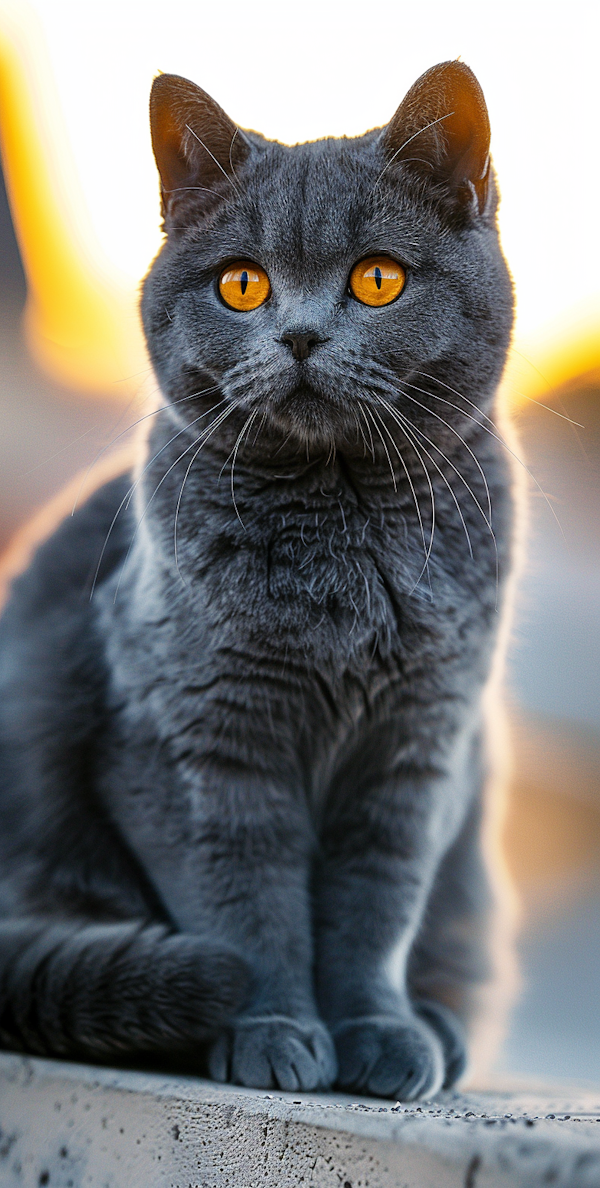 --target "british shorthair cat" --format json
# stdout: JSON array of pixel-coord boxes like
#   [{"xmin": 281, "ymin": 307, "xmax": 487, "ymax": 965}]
[{"xmin": 0, "ymin": 60, "xmax": 516, "ymax": 1100}]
